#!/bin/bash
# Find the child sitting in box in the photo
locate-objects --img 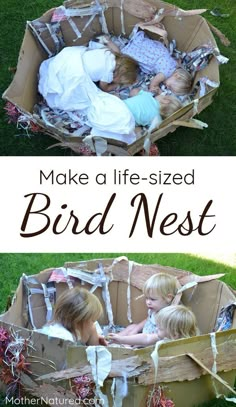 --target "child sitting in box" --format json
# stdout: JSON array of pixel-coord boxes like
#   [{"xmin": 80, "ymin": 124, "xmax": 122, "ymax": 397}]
[
  {"xmin": 37, "ymin": 287, "xmax": 107, "ymax": 346},
  {"xmin": 108, "ymin": 305, "xmax": 198, "ymax": 346}
]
